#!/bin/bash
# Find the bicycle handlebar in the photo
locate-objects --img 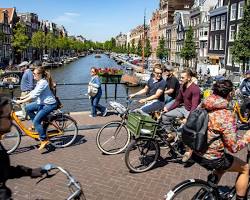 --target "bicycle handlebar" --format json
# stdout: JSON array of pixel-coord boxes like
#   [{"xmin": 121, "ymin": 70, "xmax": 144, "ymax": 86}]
[{"xmin": 39, "ymin": 163, "xmax": 83, "ymax": 200}]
